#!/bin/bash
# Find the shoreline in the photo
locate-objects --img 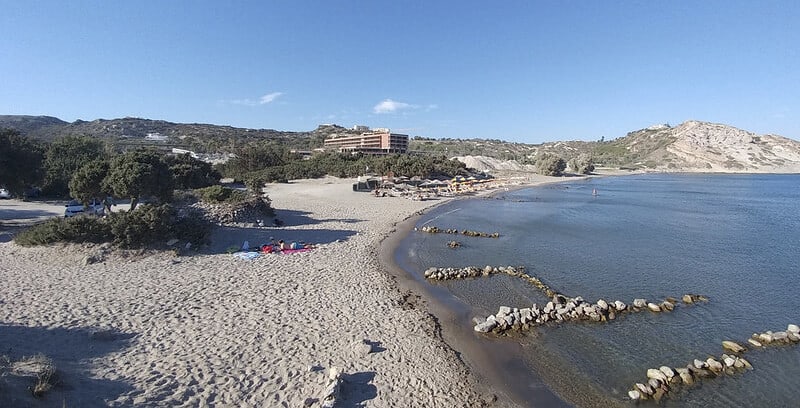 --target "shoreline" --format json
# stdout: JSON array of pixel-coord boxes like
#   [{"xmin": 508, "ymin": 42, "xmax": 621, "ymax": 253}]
[
  {"xmin": 0, "ymin": 171, "xmax": 623, "ymax": 407},
  {"xmin": 377, "ymin": 170, "xmax": 646, "ymax": 407}
]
